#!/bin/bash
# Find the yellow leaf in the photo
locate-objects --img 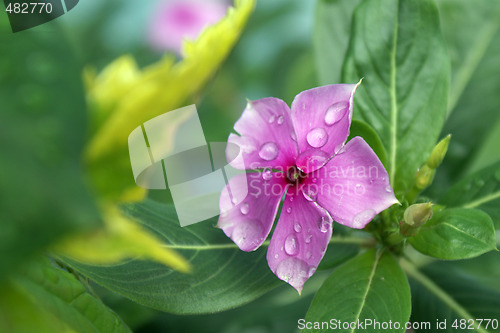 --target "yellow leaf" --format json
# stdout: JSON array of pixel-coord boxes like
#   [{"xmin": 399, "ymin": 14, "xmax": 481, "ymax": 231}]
[
  {"xmin": 84, "ymin": 0, "xmax": 256, "ymax": 203},
  {"xmin": 53, "ymin": 205, "xmax": 190, "ymax": 273}
]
